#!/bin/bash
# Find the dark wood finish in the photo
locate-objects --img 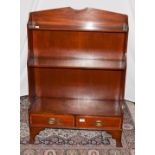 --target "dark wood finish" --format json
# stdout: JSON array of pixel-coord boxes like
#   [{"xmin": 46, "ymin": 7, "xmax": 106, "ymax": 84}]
[
  {"xmin": 28, "ymin": 58, "xmax": 126, "ymax": 70},
  {"xmin": 30, "ymin": 114, "xmax": 74, "ymax": 127},
  {"xmin": 30, "ymin": 31, "xmax": 126, "ymax": 60},
  {"xmin": 76, "ymin": 116, "xmax": 121, "ymax": 129},
  {"xmin": 29, "ymin": 127, "xmax": 45, "ymax": 143},
  {"xmin": 27, "ymin": 7, "xmax": 128, "ymax": 146},
  {"xmin": 28, "ymin": 68, "xmax": 122, "ymax": 100},
  {"xmin": 29, "ymin": 98, "xmax": 123, "ymax": 116},
  {"xmin": 107, "ymin": 130, "xmax": 122, "ymax": 147},
  {"xmin": 28, "ymin": 7, "xmax": 128, "ymax": 32}
]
